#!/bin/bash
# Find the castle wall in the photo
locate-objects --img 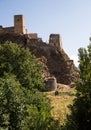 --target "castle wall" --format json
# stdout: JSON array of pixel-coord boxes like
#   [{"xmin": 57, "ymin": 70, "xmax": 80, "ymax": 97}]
[
  {"xmin": 3, "ymin": 27, "xmax": 14, "ymax": 33},
  {"xmin": 0, "ymin": 26, "xmax": 14, "ymax": 33},
  {"xmin": 45, "ymin": 77, "xmax": 57, "ymax": 91},
  {"xmin": 0, "ymin": 26, "xmax": 3, "ymax": 33},
  {"xmin": 0, "ymin": 15, "xmax": 63, "ymax": 52},
  {"xmin": 25, "ymin": 33, "xmax": 38, "ymax": 39},
  {"xmin": 14, "ymin": 15, "xmax": 26, "ymax": 34},
  {"xmin": 49, "ymin": 34, "xmax": 62, "ymax": 50},
  {"xmin": 0, "ymin": 15, "xmax": 27, "ymax": 34}
]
